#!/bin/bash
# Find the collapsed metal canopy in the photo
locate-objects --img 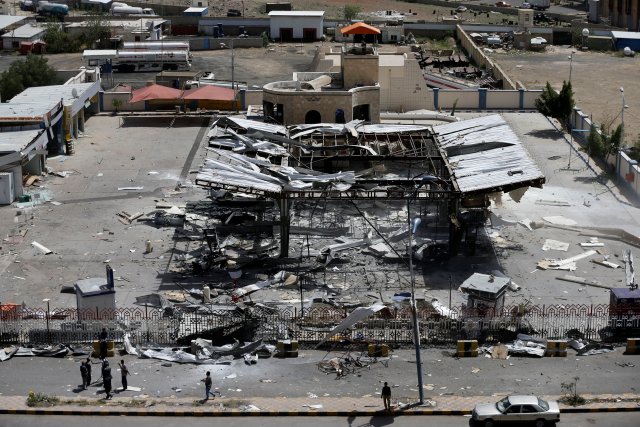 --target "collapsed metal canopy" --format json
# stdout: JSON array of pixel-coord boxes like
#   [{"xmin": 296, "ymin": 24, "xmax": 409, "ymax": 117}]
[{"xmin": 431, "ymin": 114, "xmax": 546, "ymax": 196}]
